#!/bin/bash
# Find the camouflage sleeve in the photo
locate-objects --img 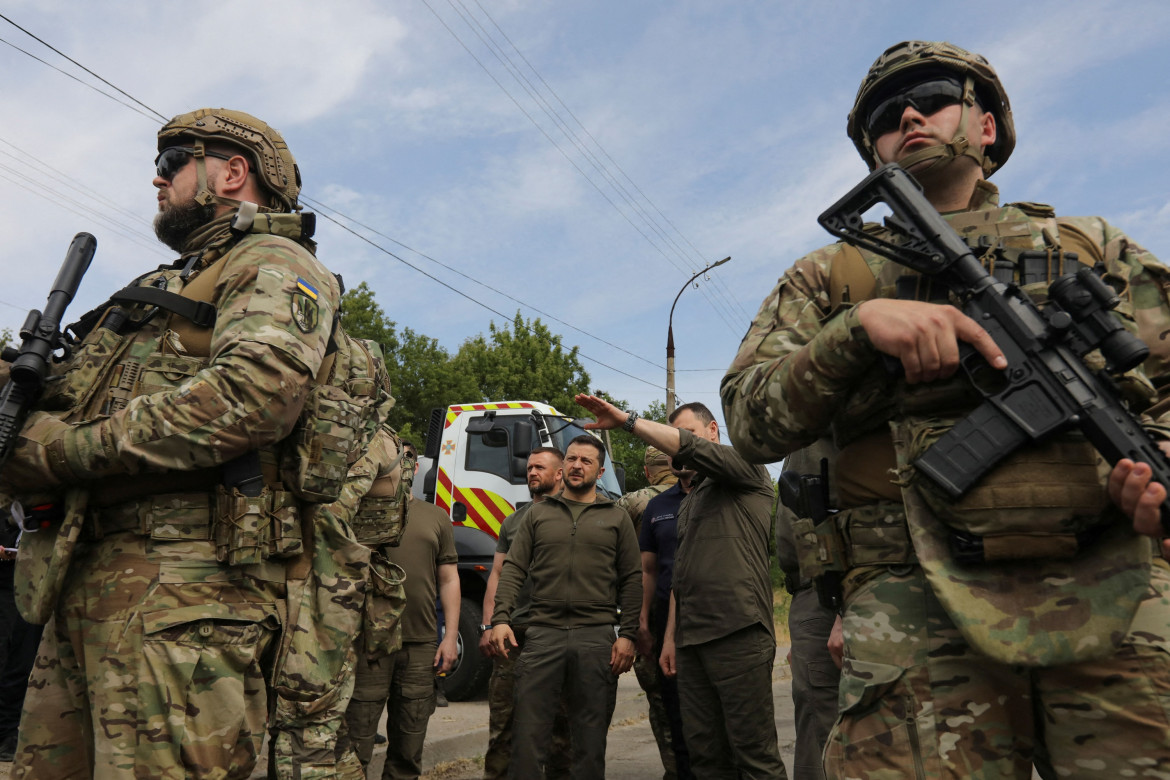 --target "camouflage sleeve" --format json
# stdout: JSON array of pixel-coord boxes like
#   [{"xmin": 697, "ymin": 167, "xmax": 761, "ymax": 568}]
[
  {"xmin": 1063, "ymin": 217, "xmax": 1170, "ymax": 434},
  {"xmin": 61, "ymin": 236, "xmax": 339, "ymax": 477},
  {"xmin": 720, "ymin": 244, "xmax": 880, "ymax": 463}
]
